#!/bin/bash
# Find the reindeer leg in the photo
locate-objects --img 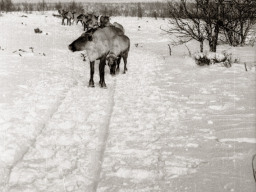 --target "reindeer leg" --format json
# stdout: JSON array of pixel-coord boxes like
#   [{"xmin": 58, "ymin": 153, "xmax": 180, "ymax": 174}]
[
  {"xmin": 110, "ymin": 61, "xmax": 117, "ymax": 75},
  {"xmin": 113, "ymin": 61, "xmax": 117, "ymax": 75},
  {"xmin": 116, "ymin": 57, "xmax": 121, "ymax": 73},
  {"xmin": 123, "ymin": 56, "xmax": 128, "ymax": 74},
  {"xmin": 99, "ymin": 57, "xmax": 107, "ymax": 88},
  {"xmin": 89, "ymin": 61, "xmax": 95, "ymax": 87}
]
